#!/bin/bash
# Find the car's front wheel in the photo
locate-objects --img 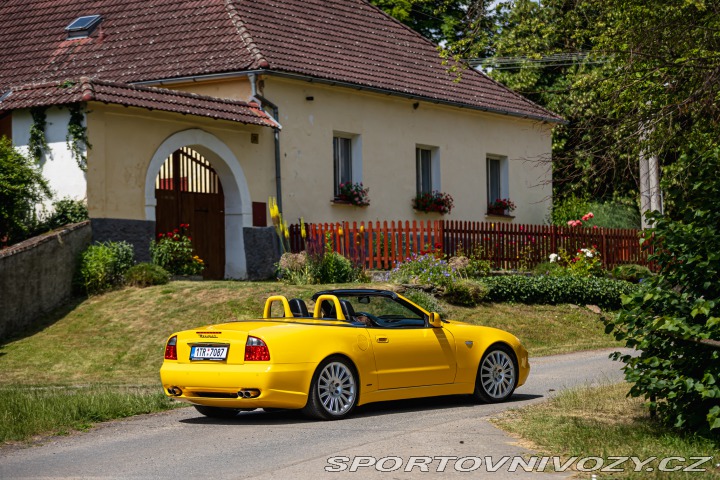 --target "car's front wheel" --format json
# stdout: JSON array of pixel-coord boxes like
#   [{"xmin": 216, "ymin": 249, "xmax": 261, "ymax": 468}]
[
  {"xmin": 303, "ymin": 356, "xmax": 358, "ymax": 420},
  {"xmin": 193, "ymin": 405, "xmax": 240, "ymax": 419},
  {"xmin": 472, "ymin": 345, "xmax": 518, "ymax": 403}
]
